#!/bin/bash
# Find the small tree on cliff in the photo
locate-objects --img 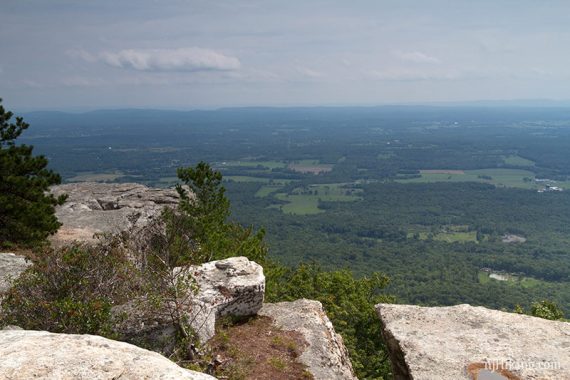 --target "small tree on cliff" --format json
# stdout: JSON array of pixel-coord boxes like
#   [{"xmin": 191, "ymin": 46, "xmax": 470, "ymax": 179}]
[
  {"xmin": 0, "ymin": 98, "xmax": 66, "ymax": 247},
  {"xmin": 174, "ymin": 161, "xmax": 267, "ymax": 264}
]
